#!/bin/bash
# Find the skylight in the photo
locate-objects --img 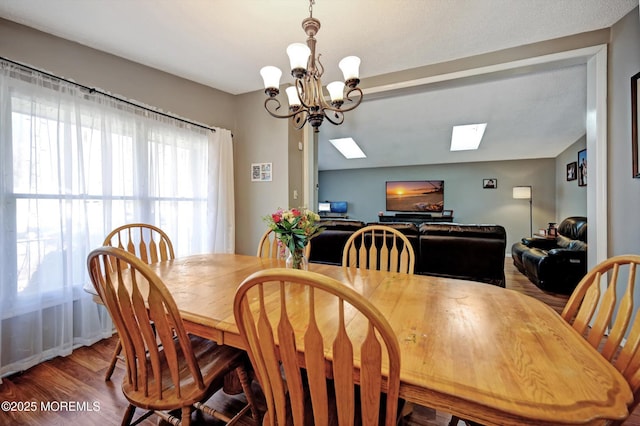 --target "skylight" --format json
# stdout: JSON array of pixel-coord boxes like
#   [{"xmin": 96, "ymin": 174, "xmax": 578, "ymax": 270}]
[
  {"xmin": 450, "ymin": 123, "xmax": 487, "ymax": 151},
  {"xmin": 329, "ymin": 137, "xmax": 366, "ymax": 159}
]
